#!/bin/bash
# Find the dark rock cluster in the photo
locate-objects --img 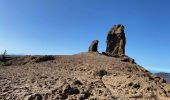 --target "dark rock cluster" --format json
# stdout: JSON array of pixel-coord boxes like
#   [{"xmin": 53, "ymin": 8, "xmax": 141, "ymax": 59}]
[{"xmin": 35, "ymin": 56, "xmax": 55, "ymax": 63}]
